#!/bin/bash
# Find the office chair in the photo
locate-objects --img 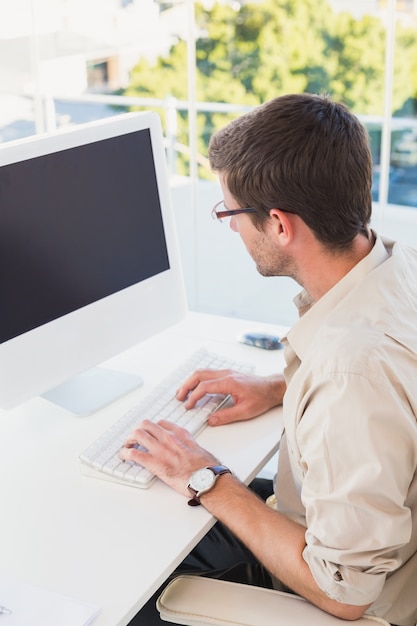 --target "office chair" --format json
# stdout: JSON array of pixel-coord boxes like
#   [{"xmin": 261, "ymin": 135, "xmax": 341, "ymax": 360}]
[{"xmin": 157, "ymin": 575, "xmax": 391, "ymax": 625}]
